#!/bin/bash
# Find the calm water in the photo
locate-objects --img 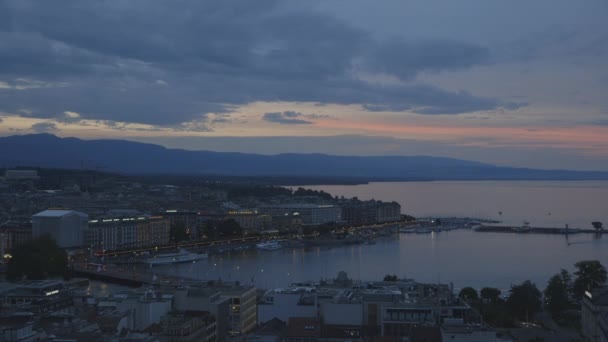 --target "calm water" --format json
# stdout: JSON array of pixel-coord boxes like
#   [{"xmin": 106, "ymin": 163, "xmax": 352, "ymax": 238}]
[
  {"xmin": 306, "ymin": 181, "xmax": 608, "ymax": 228},
  {"xmin": 157, "ymin": 181, "xmax": 608, "ymax": 292}
]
